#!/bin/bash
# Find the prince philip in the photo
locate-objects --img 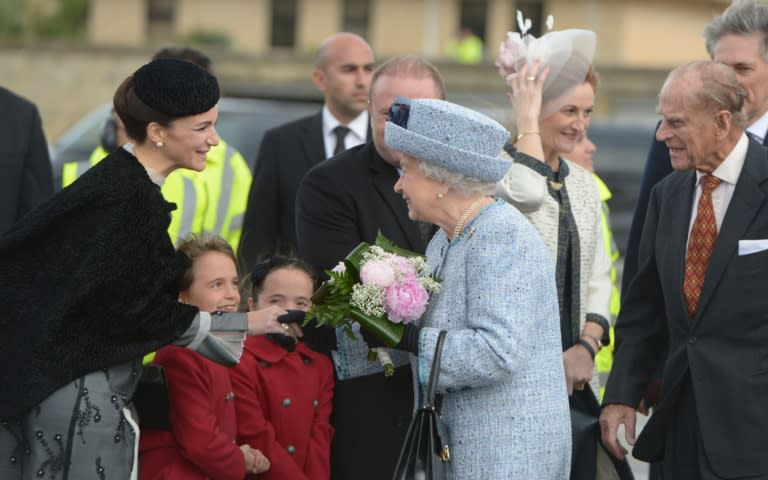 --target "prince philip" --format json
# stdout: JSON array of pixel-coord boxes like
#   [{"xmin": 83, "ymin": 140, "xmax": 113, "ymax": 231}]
[{"xmin": 600, "ymin": 61, "xmax": 768, "ymax": 479}]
